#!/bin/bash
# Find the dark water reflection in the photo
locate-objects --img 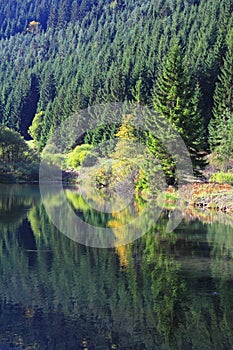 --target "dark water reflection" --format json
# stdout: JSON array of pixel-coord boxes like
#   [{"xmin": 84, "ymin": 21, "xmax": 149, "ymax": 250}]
[{"xmin": 0, "ymin": 184, "xmax": 233, "ymax": 349}]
